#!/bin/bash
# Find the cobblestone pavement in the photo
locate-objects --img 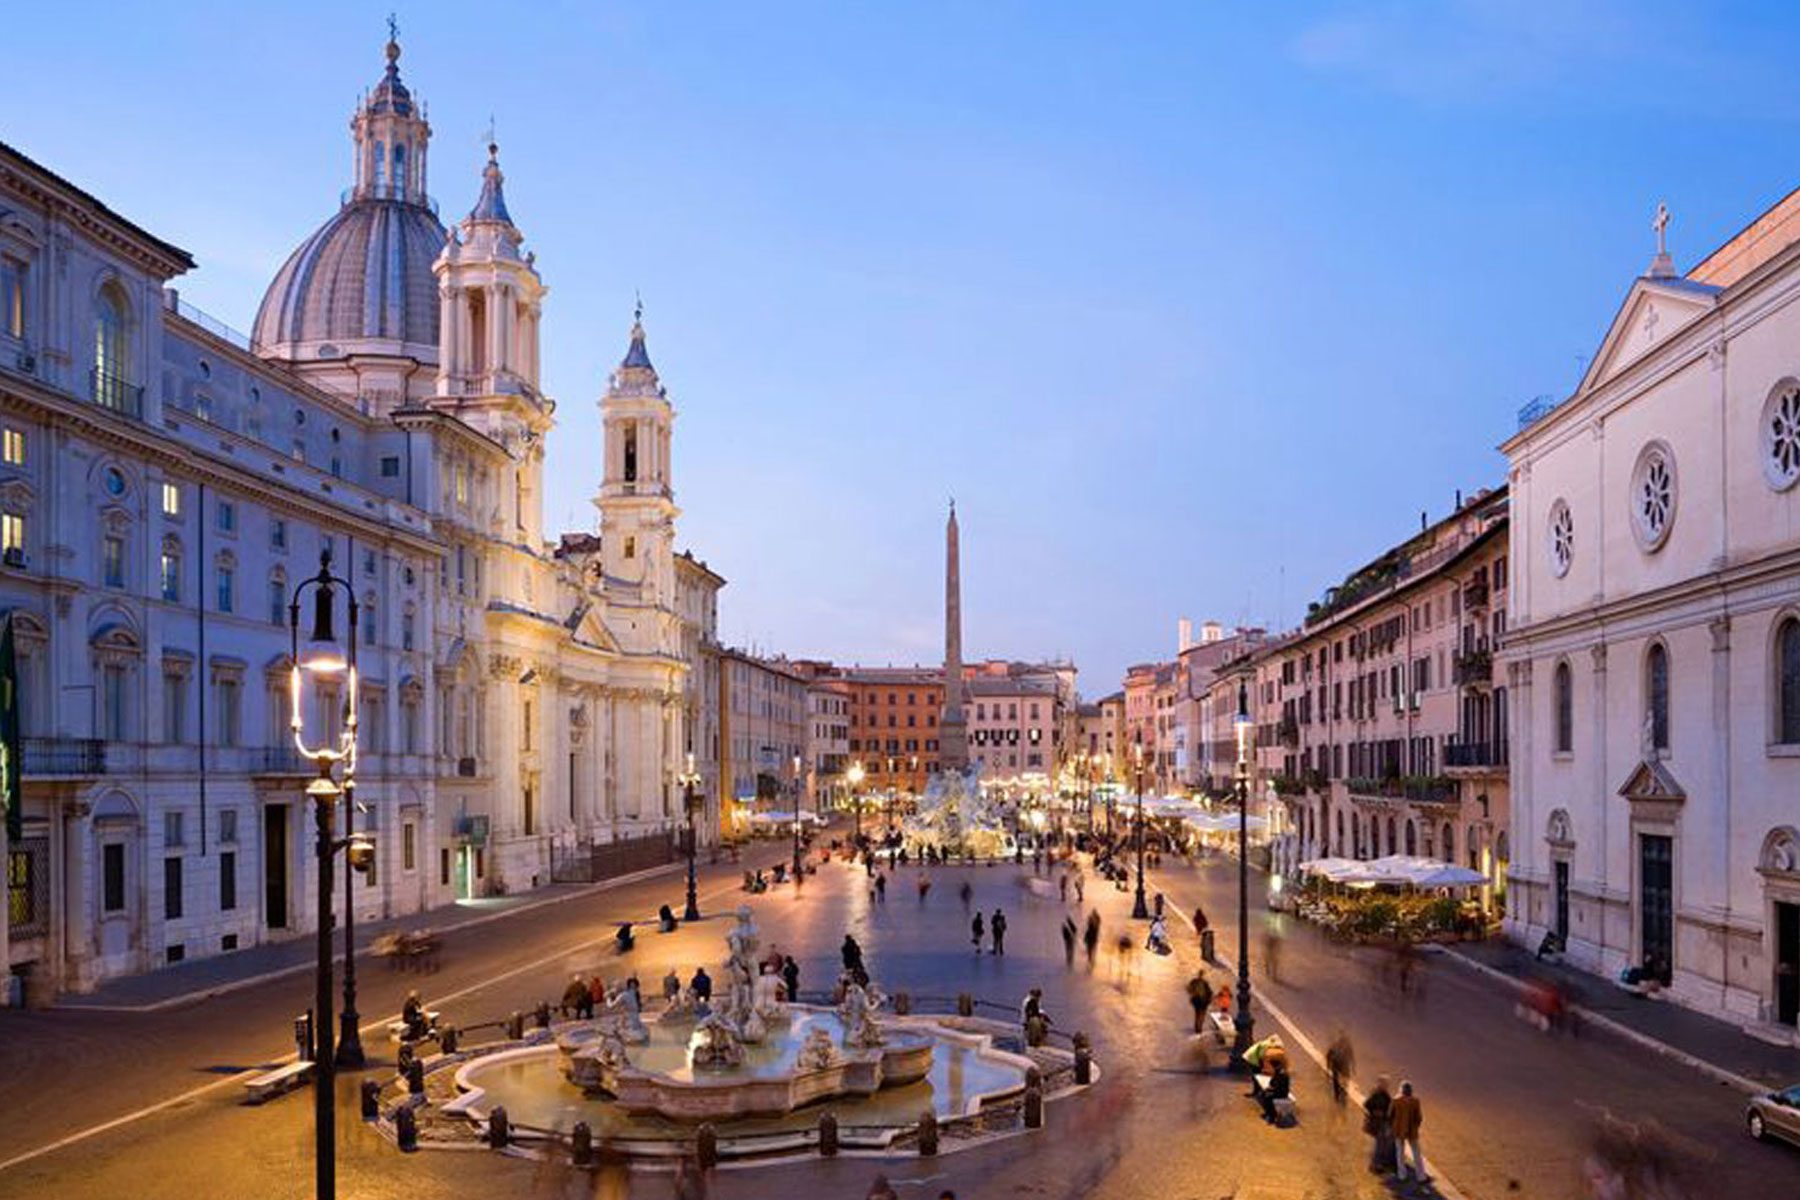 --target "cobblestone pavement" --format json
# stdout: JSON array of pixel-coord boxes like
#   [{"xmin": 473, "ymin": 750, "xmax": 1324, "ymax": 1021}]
[{"xmin": 2, "ymin": 841, "xmax": 1797, "ymax": 1198}]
